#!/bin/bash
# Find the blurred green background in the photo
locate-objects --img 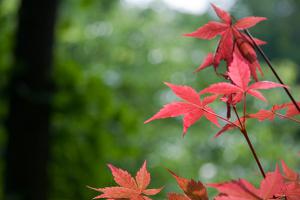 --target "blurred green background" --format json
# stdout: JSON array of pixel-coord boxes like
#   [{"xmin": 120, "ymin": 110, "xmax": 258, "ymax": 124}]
[{"xmin": 0, "ymin": 0, "xmax": 299, "ymax": 199}]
